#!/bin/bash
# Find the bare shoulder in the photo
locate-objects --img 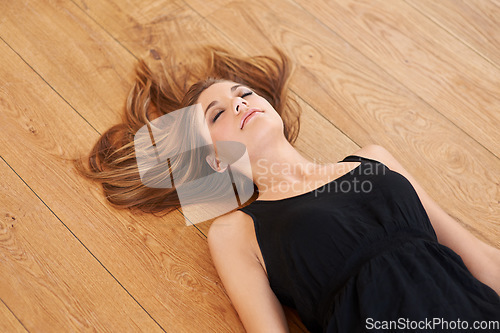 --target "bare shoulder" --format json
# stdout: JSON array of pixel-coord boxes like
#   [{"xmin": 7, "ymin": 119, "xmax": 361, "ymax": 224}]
[
  {"xmin": 207, "ymin": 210, "xmax": 254, "ymax": 250},
  {"xmin": 207, "ymin": 212, "xmax": 289, "ymax": 332},
  {"xmin": 352, "ymin": 144, "xmax": 400, "ymax": 169}
]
